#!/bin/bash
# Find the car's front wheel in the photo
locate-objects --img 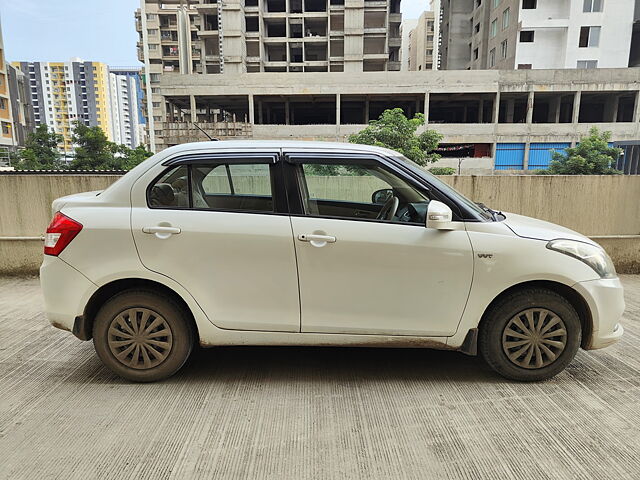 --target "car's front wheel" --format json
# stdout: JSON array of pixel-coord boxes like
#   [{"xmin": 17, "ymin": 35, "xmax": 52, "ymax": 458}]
[
  {"xmin": 479, "ymin": 288, "xmax": 582, "ymax": 381},
  {"xmin": 93, "ymin": 290, "xmax": 194, "ymax": 382}
]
